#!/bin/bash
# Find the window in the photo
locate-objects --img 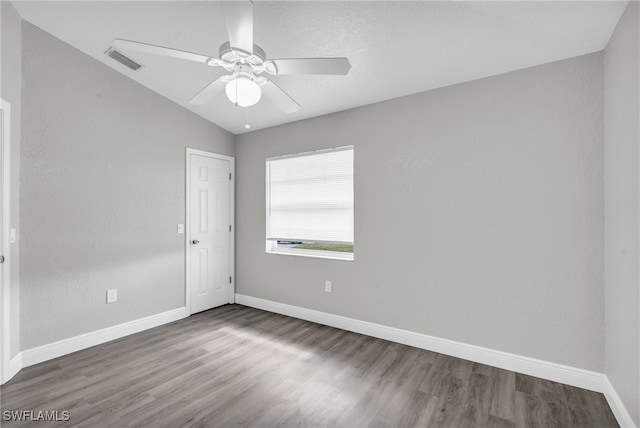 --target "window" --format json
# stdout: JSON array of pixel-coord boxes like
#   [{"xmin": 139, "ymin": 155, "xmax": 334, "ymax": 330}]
[{"xmin": 266, "ymin": 146, "xmax": 354, "ymax": 261}]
